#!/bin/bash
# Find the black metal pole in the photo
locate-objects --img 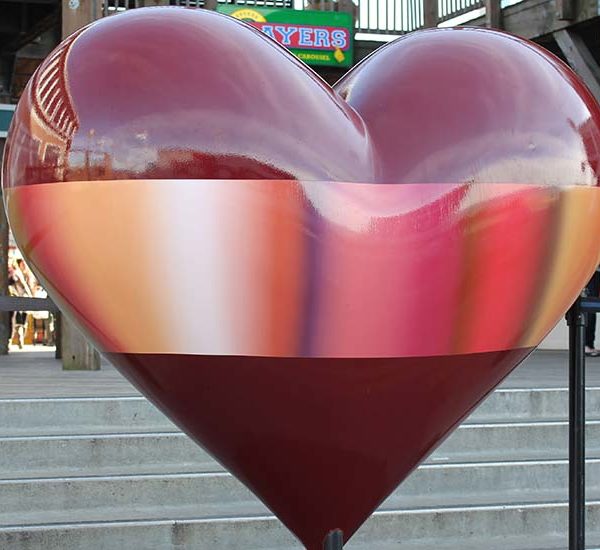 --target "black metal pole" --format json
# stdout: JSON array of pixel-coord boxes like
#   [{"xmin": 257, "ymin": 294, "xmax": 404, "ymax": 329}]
[
  {"xmin": 567, "ymin": 298, "xmax": 586, "ymax": 550},
  {"xmin": 54, "ymin": 310, "xmax": 62, "ymax": 360},
  {"xmin": 323, "ymin": 529, "xmax": 344, "ymax": 550}
]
